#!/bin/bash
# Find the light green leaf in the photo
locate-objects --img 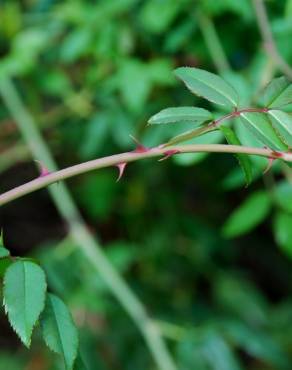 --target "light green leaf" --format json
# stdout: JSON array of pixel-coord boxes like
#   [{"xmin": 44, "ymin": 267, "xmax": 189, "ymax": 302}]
[
  {"xmin": 3, "ymin": 261, "xmax": 47, "ymax": 347},
  {"xmin": 262, "ymin": 76, "xmax": 292, "ymax": 108},
  {"xmin": 274, "ymin": 212, "xmax": 292, "ymax": 258},
  {"xmin": 41, "ymin": 293, "xmax": 78, "ymax": 370},
  {"xmin": 222, "ymin": 191, "xmax": 271, "ymax": 238},
  {"xmin": 164, "ymin": 124, "xmax": 216, "ymax": 146},
  {"xmin": 240, "ymin": 112, "xmax": 288, "ymax": 150},
  {"xmin": 174, "ymin": 67, "xmax": 239, "ymax": 107},
  {"xmin": 148, "ymin": 107, "xmax": 213, "ymax": 125},
  {"xmin": 268, "ymin": 109, "xmax": 292, "ymax": 146},
  {"xmin": 220, "ymin": 125, "xmax": 253, "ymax": 185}
]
